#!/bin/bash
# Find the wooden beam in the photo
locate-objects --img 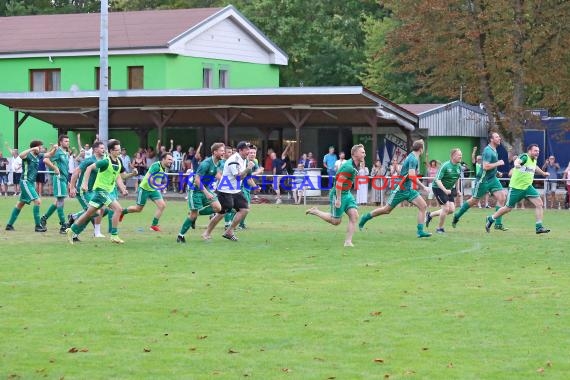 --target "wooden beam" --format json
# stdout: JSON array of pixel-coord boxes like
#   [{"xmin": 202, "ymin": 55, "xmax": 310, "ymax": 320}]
[
  {"xmin": 364, "ymin": 110, "xmax": 378, "ymax": 162},
  {"xmin": 210, "ymin": 109, "xmax": 241, "ymax": 144}
]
